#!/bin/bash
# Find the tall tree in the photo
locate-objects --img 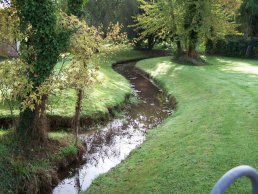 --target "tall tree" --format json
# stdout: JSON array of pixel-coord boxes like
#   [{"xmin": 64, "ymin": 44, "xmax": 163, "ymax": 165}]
[
  {"xmin": 136, "ymin": 0, "xmax": 239, "ymax": 63},
  {"xmin": 66, "ymin": 0, "xmax": 99, "ymax": 145},
  {"xmin": 239, "ymin": 0, "xmax": 258, "ymax": 38},
  {"xmin": 239, "ymin": 0, "xmax": 258, "ymax": 57},
  {"xmin": 15, "ymin": 0, "xmax": 70, "ymax": 142},
  {"xmin": 86, "ymin": 0, "xmax": 139, "ymax": 39}
]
